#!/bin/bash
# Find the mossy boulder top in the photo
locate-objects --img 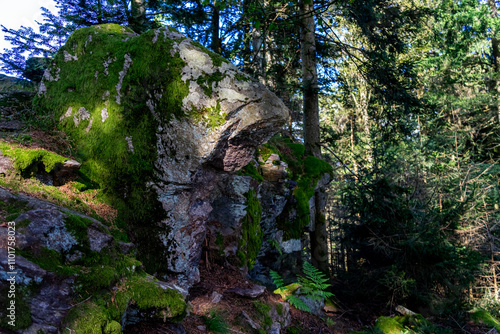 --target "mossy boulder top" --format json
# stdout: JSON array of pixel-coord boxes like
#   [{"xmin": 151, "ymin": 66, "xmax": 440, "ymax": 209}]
[{"xmin": 35, "ymin": 23, "xmax": 289, "ymax": 185}]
